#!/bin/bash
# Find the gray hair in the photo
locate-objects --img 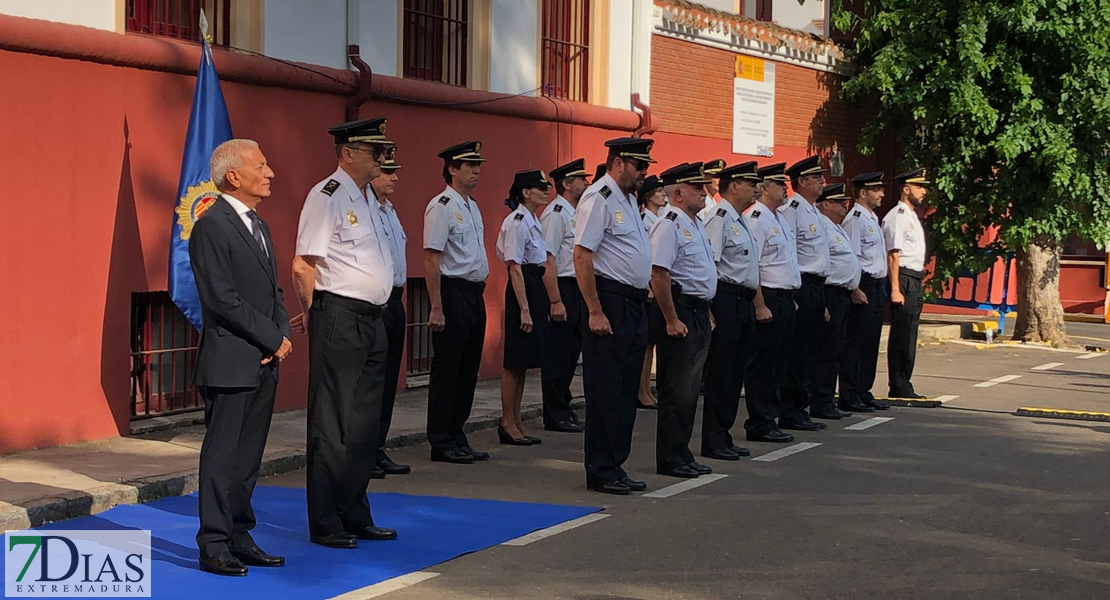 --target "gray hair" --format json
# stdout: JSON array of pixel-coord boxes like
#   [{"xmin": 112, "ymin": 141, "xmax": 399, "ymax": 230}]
[{"xmin": 211, "ymin": 139, "xmax": 260, "ymax": 189}]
